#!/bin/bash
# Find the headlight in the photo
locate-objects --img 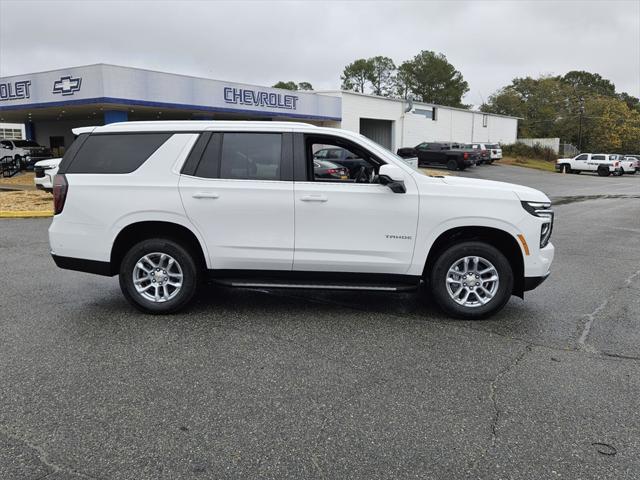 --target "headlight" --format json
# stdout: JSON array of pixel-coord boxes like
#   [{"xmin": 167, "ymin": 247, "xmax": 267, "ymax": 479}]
[{"xmin": 521, "ymin": 201, "xmax": 554, "ymax": 248}]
